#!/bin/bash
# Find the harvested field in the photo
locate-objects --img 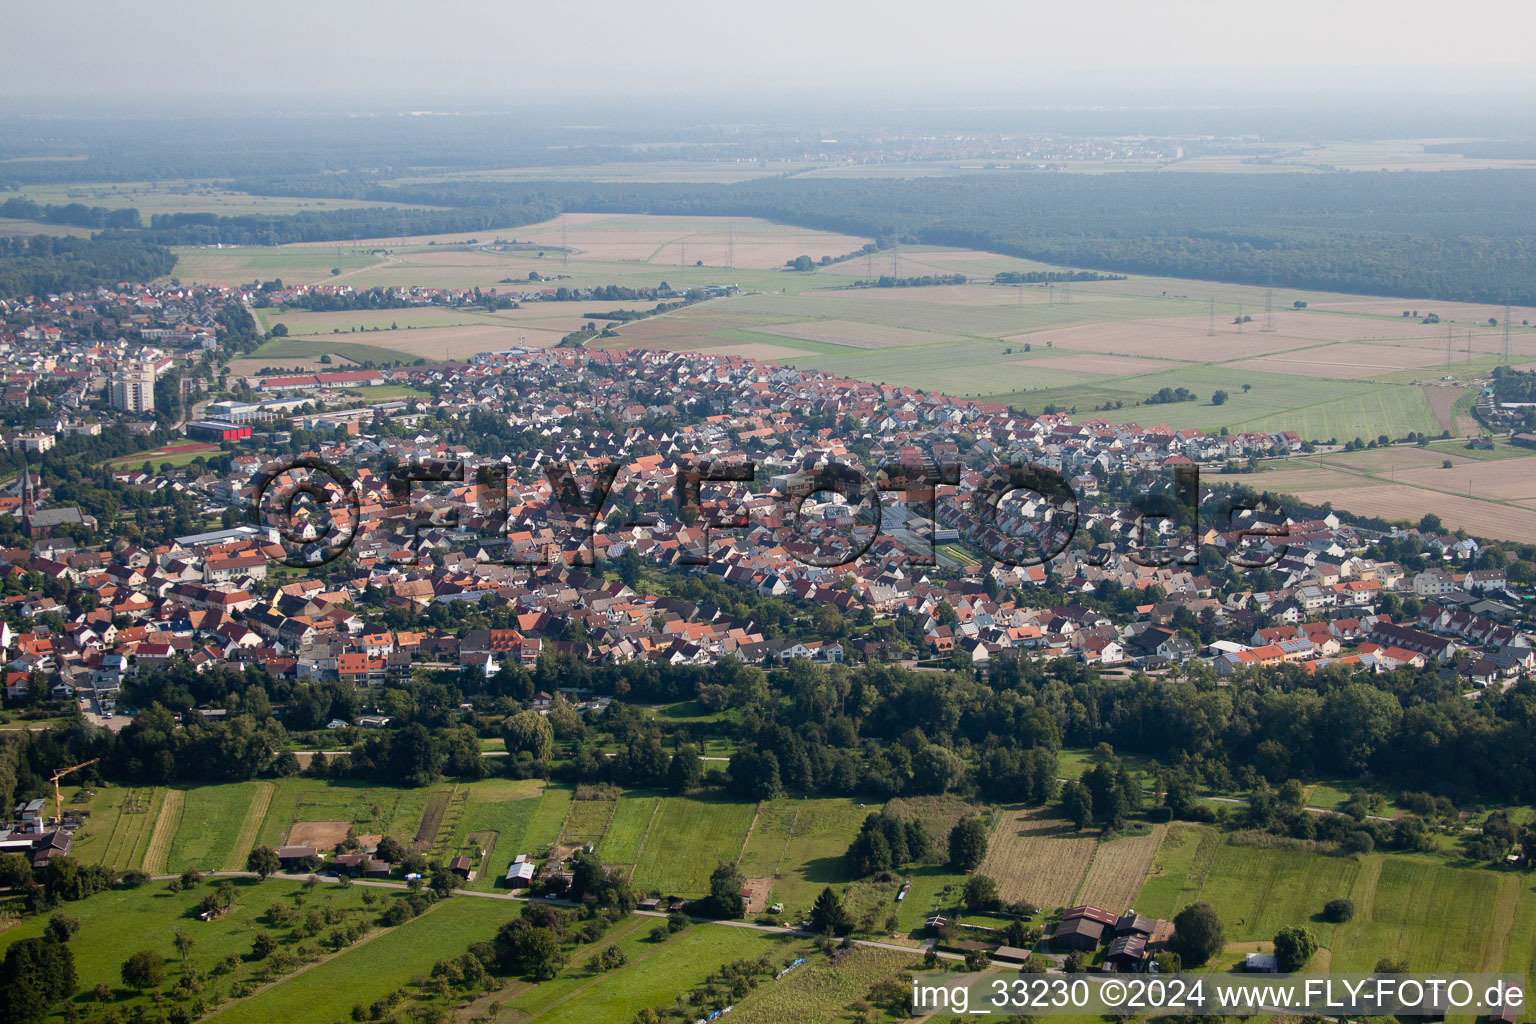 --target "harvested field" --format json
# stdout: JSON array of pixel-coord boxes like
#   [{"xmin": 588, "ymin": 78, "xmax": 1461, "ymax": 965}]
[
  {"xmin": 288, "ymin": 322, "xmax": 567, "ymax": 358},
  {"xmin": 415, "ymin": 791, "xmax": 450, "ymax": 850},
  {"xmin": 1075, "ymin": 825, "xmax": 1168, "ymax": 914},
  {"xmin": 1005, "ymin": 311, "xmax": 1450, "ymax": 361},
  {"xmin": 1284, "ymin": 484, "xmax": 1536, "ymax": 544},
  {"xmin": 1007, "ymin": 352, "xmax": 1190, "ymax": 376},
  {"xmin": 1422, "ymin": 384, "xmax": 1467, "ymax": 430},
  {"xmin": 978, "ymin": 806, "xmax": 1097, "ymax": 909},
  {"xmin": 678, "ymin": 341, "xmax": 809, "ymax": 361},
  {"xmin": 1392, "ymin": 457, "xmax": 1536, "ymax": 501},
  {"xmin": 285, "ymin": 820, "xmax": 352, "ymax": 849},
  {"xmin": 756, "ymin": 318, "xmax": 970, "ymax": 350},
  {"xmin": 226, "ymin": 354, "xmax": 358, "ymax": 376},
  {"xmin": 1004, "ymin": 318, "xmax": 1313, "ymax": 360},
  {"xmin": 512, "ymin": 213, "xmax": 872, "ymax": 269},
  {"xmin": 1232, "ymin": 341, "xmax": 1469, "ymax": 379},
  {"xmin": 142, "ymin": 789, "xmax": 183, "ymax": 875}
]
